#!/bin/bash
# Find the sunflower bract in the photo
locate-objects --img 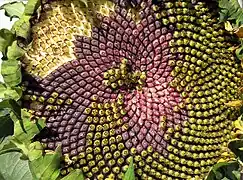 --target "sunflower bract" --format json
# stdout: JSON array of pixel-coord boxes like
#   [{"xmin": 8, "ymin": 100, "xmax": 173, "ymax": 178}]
[{"xmin": 22, "ymin": 0, "xmax": 241, "ymax": 179}]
